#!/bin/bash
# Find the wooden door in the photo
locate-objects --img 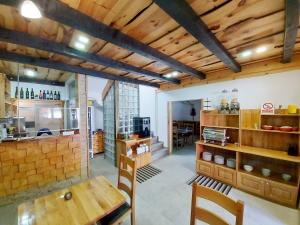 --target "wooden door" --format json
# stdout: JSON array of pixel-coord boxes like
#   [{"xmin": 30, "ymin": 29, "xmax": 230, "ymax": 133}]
[
  {"xmin": 265, "ymin": 180, "xmax": 298, "ymax": 207},
  {"xmin": 237, "ymin": 172, "xmax": 264, "ymax": 196}
]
